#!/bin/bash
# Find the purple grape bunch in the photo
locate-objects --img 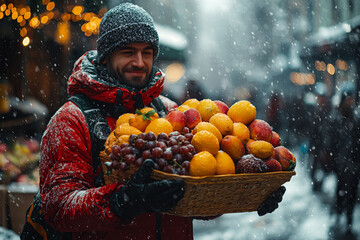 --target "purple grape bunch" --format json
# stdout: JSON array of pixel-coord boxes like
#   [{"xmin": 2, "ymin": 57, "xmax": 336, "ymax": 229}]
[{"xmin": 106, "ymin": 127, "xmax": 196, "ymax": 175}]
